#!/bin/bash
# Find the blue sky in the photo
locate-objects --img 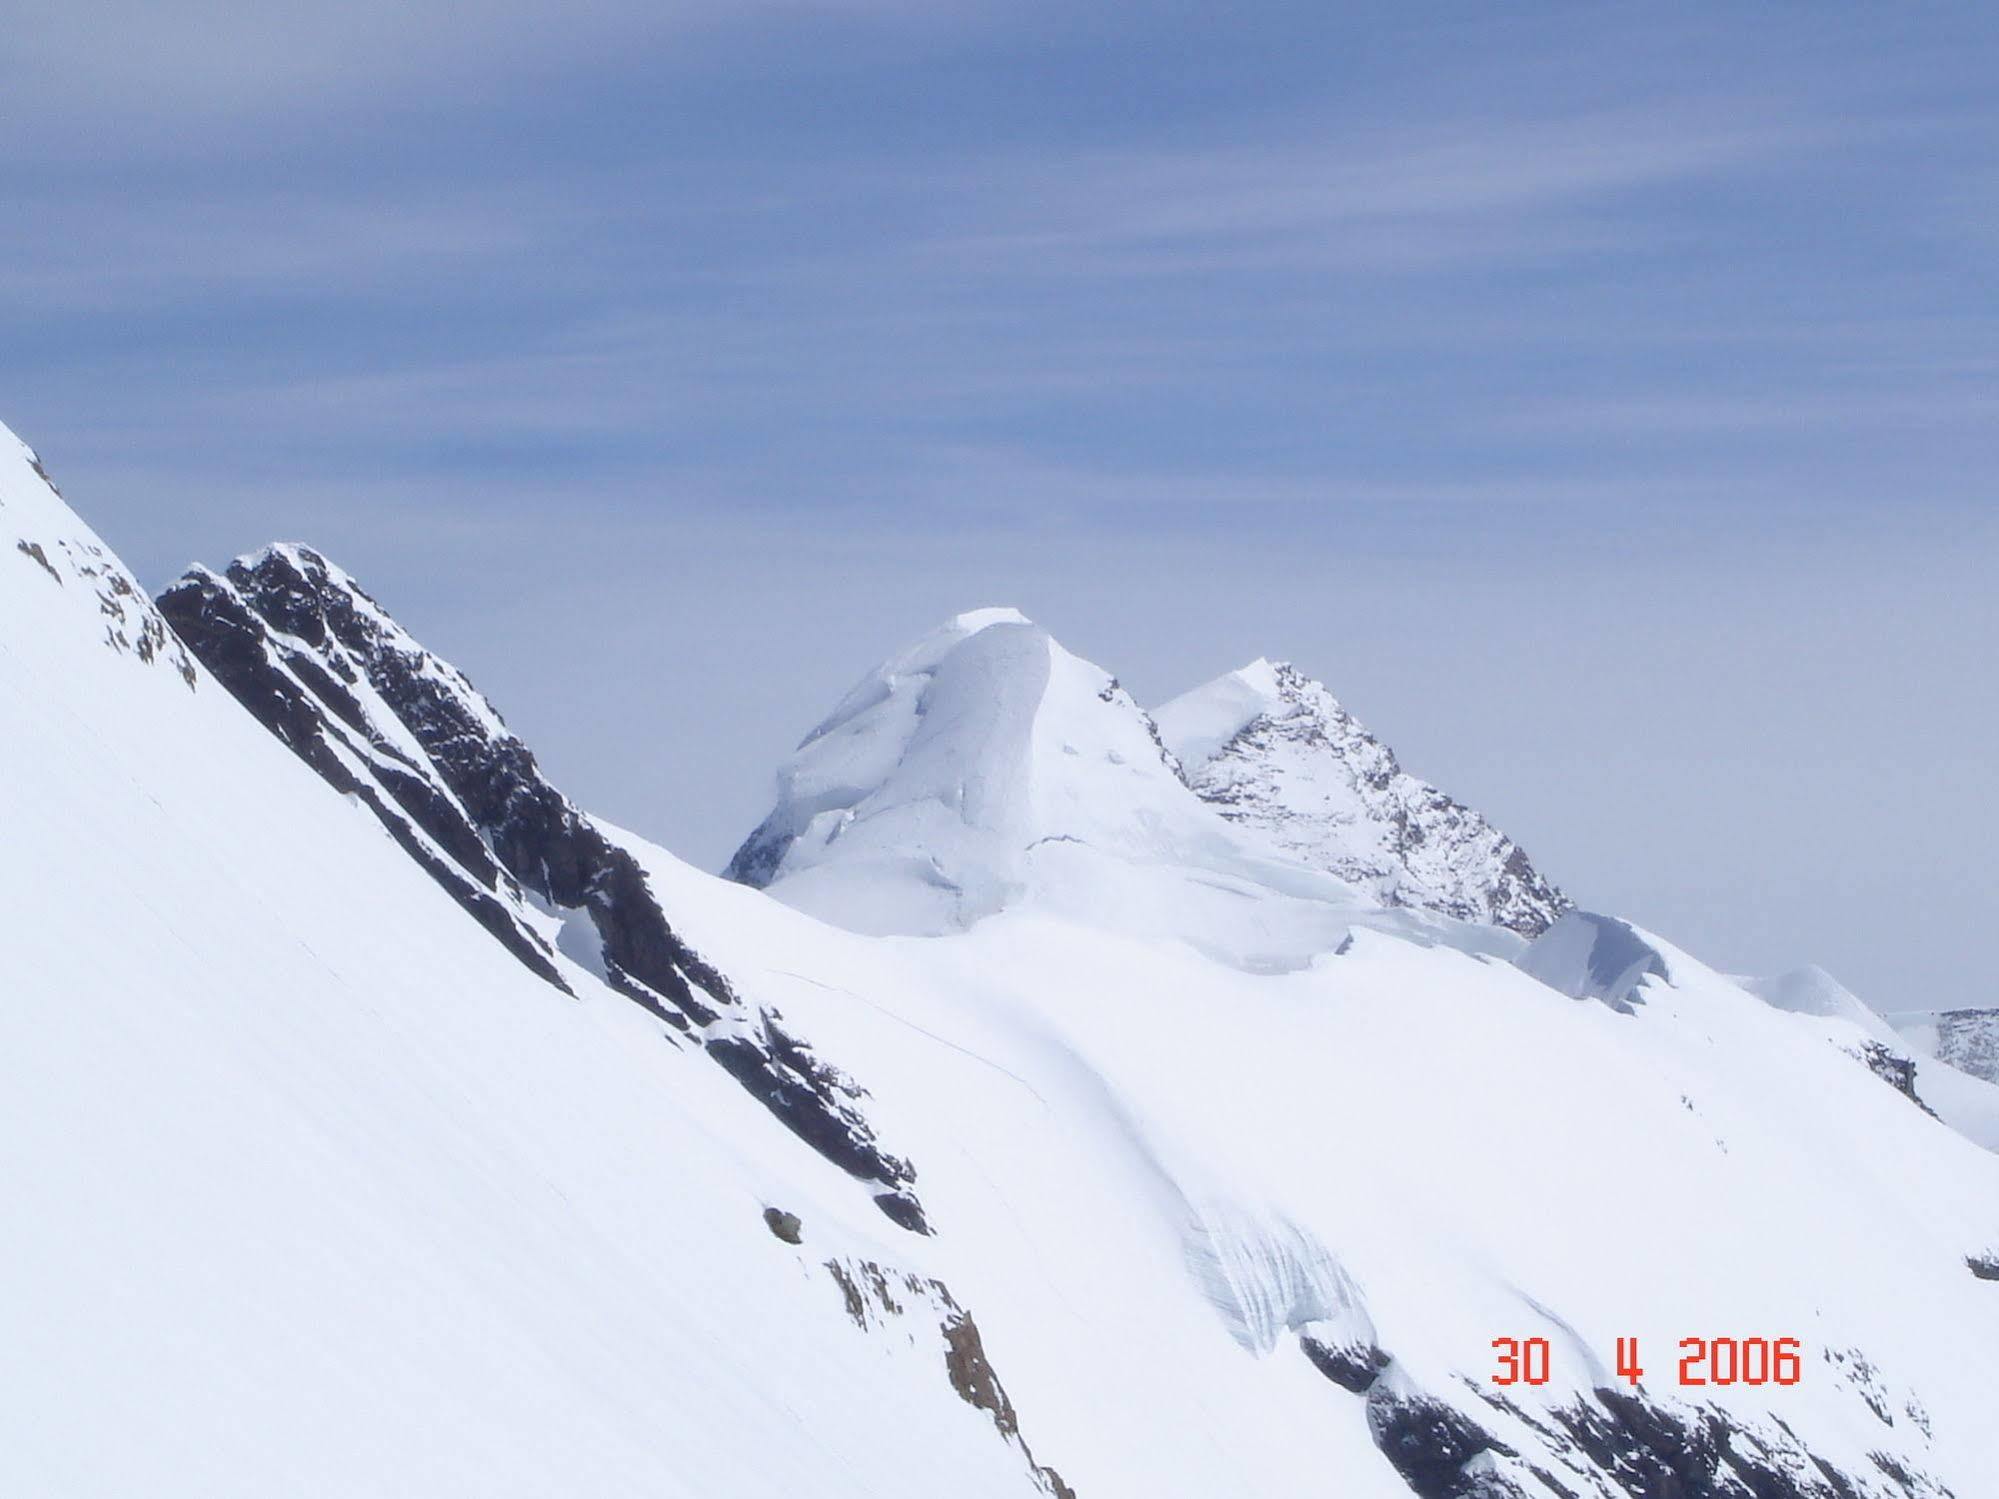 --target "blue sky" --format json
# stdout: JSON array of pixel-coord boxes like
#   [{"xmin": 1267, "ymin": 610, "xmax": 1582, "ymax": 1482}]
[{"xmin": 6, "ymin": 2, "xmax": 1996, "ymax": 1009}]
